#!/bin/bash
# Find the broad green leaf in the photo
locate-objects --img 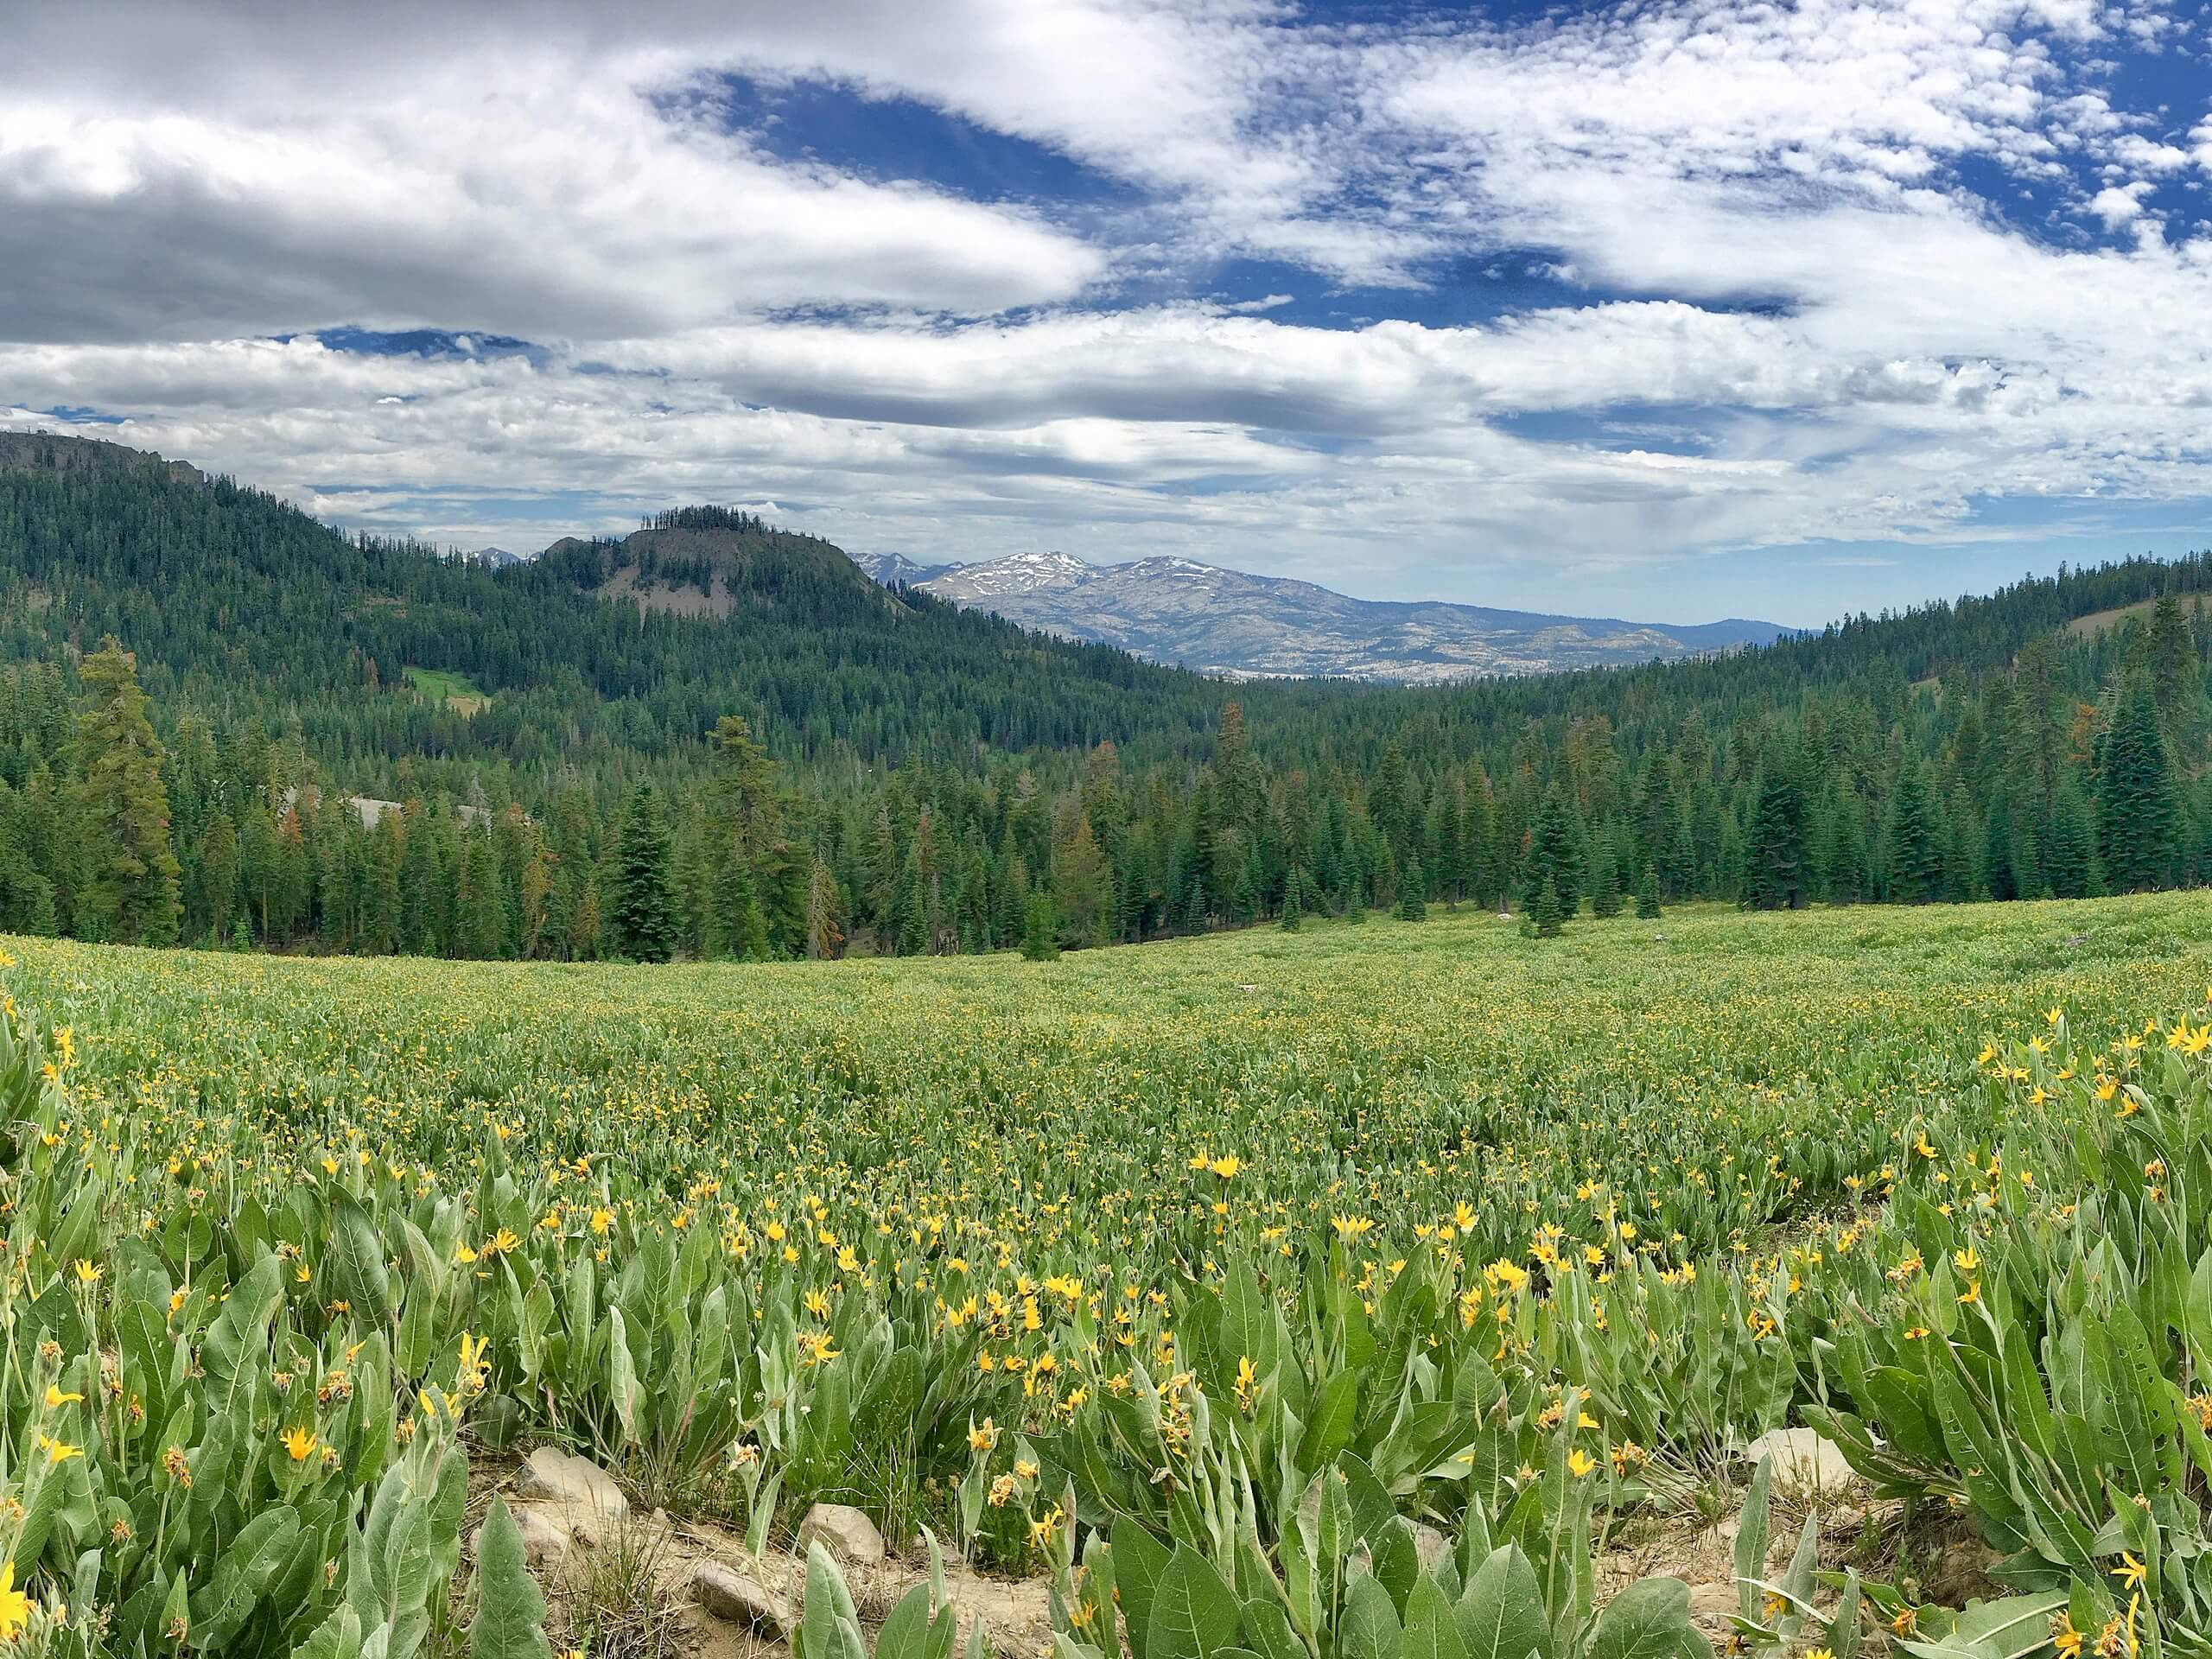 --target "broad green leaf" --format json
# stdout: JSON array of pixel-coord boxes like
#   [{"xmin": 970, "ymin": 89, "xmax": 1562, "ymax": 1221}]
[
  {"xmin": 1341, "ymin": 1573, "xmax": 1403, "ymax": 1659},
  {"xmin": 1115, "ymin": 1519, "xmax": 1173, "ymax": 1659},
  {"xmin": 1404, "ymin": 1574, "xmax": 1471, "ymax": 1659},
  {"xmin": 1453, "ymin": 1546, "xmax": 1551, "ymax": 1659},
  {"xmin": 1145, "ymin": 1547, "xmax": 1245, "ymax": 1659},
  {"xmin": 1586, "ymin": 1579, "xmax": 1711, "ymax": 1659},
  {"xmin": 469, "ymin": 1499, "xmax": 551, "ymax": 1659}
]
